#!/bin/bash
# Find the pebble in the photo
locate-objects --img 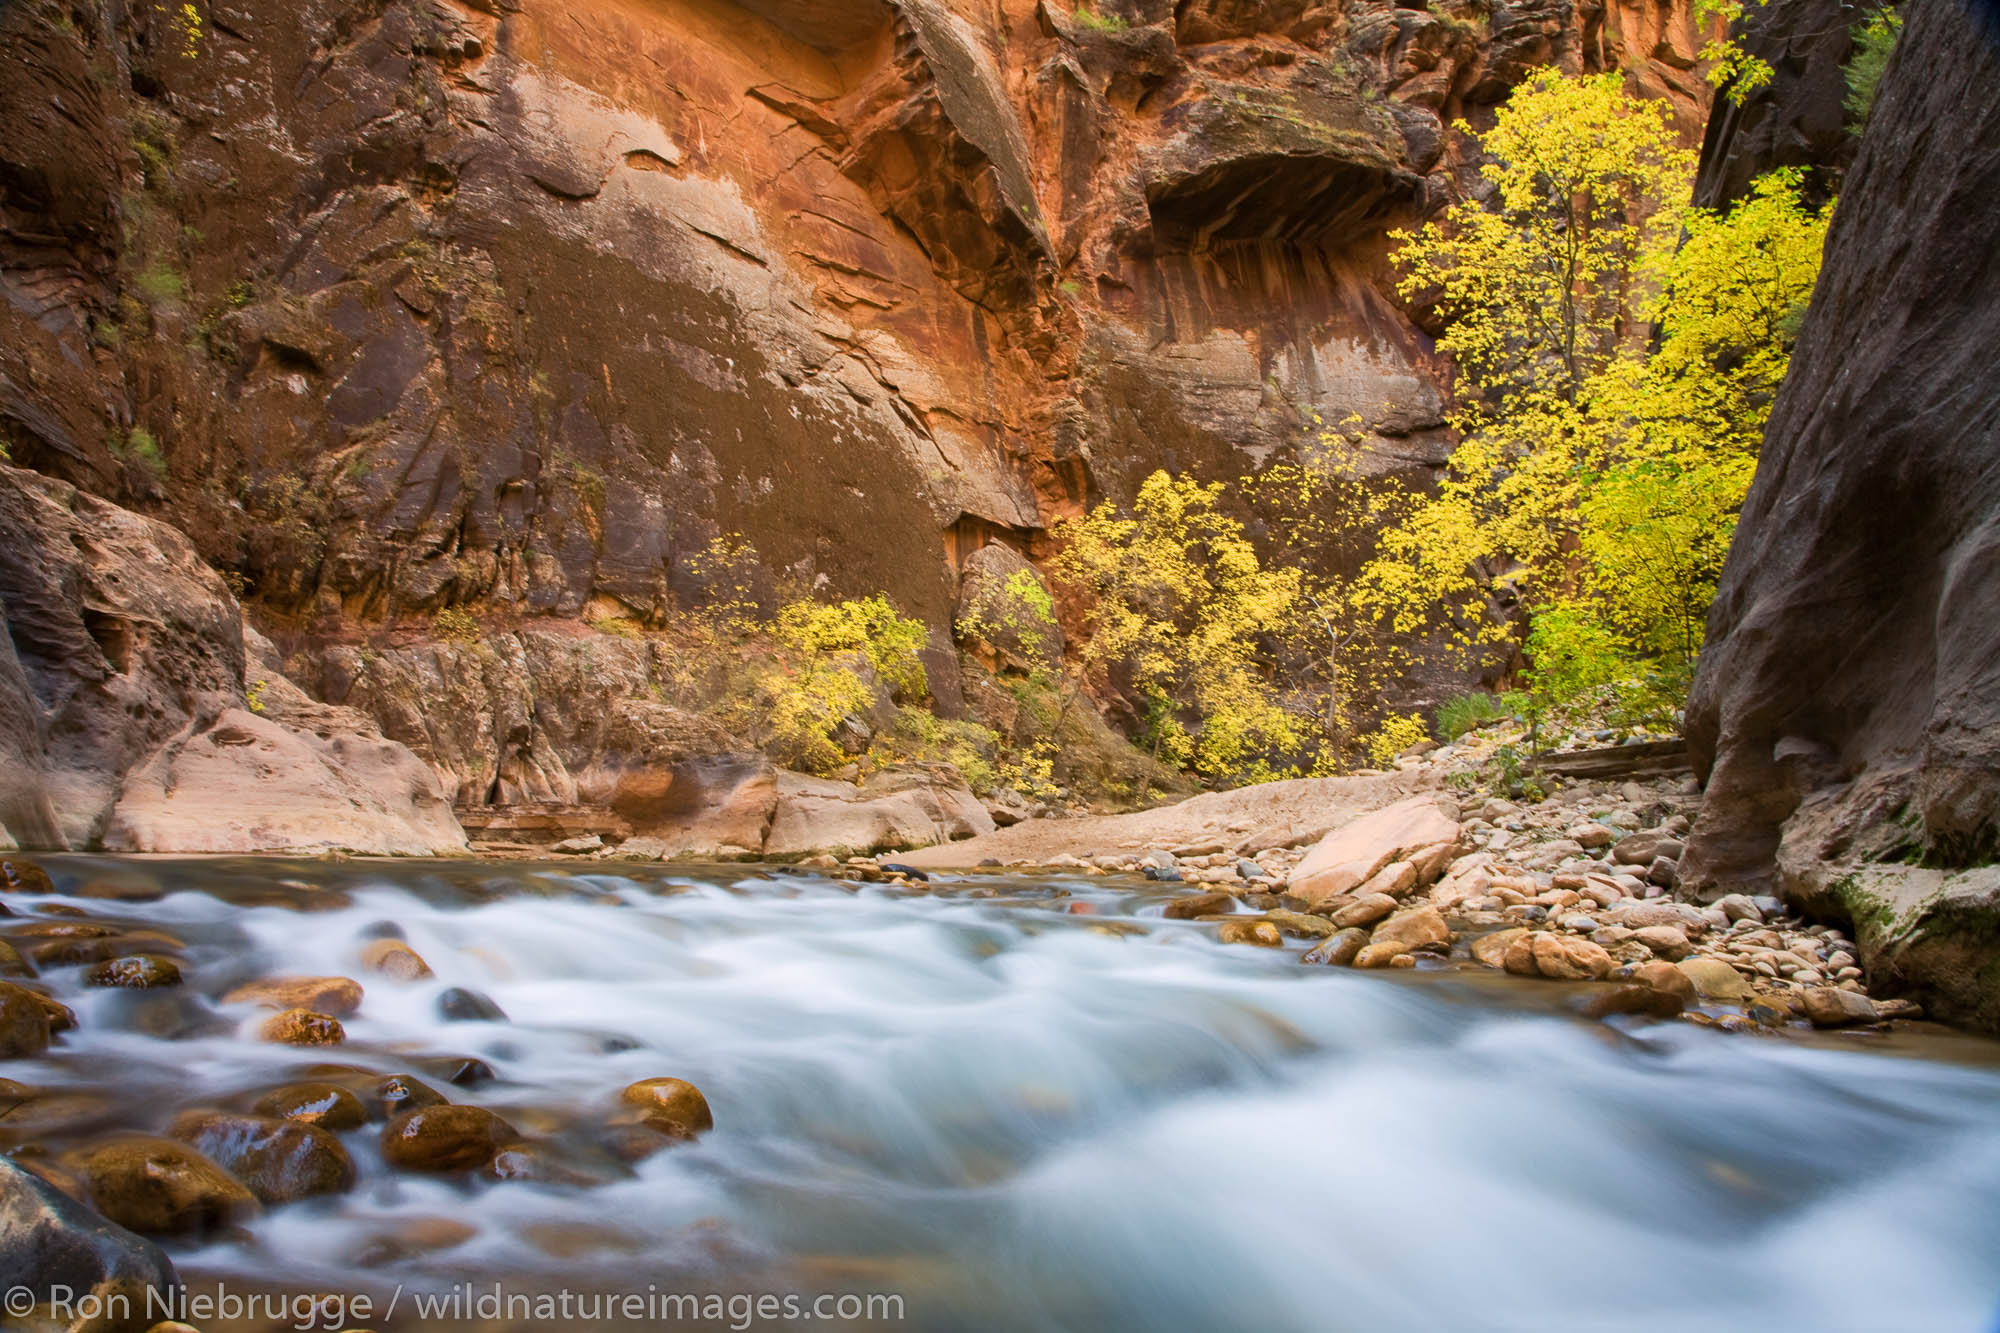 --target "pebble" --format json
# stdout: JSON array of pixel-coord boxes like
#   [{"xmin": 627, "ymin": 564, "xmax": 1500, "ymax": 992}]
[
  {"xmin": 1354, "ymin": 940, "xmax": 1412, "ymax": 969},
  {"xmin": 253, "ymin": 1081, "xmax": 367, "ymax": 1131},
  {"xmin": 1371, "ymin": 906, "xmax": 1450, "ymax": 953},
  {"xmin": 1631, "ymin": 925, "xmax": 1692, "ymax": 961}
]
